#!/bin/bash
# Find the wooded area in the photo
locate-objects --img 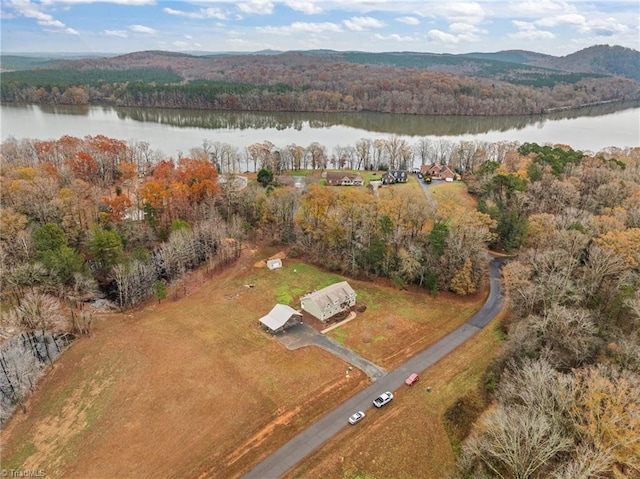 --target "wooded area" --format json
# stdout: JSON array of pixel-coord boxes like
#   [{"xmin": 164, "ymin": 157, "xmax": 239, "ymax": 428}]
[
  {"xmin": 2, "ymin": 48, "xmax": 639, "ymax": 116},
  {"xmin": 1, "ymin": 133, "xmax": 639, "ymax": 476},
  {"xmin": 452, "ymin": 143, "xmax": 640, "ymax": 478}
]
